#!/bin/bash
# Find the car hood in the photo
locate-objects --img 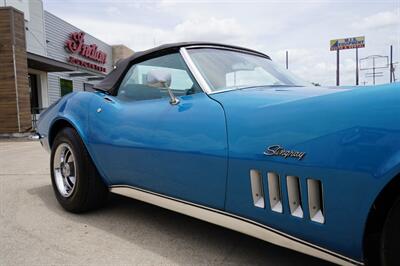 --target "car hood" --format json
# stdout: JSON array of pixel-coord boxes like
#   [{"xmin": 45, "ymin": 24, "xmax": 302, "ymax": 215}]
[
  {"xmin": 210, "ymin": 85, "xmax": 352, "ymax": 108},
  {"xmin": 209, "ymin": 83, "xmax": 400, "ymax": 175}
]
